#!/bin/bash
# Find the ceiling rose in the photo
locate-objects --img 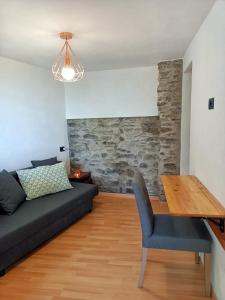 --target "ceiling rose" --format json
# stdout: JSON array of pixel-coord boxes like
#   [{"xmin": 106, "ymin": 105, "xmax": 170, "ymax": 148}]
[{"xmin": 52, "ymin": 32, "xmax": 84, "ymax": 82}]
